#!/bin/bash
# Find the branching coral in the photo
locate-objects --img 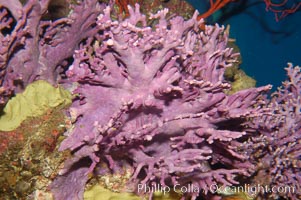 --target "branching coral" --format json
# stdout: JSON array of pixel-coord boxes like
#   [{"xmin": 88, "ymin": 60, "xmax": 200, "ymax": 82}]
[
  {"xmin": 51, "ymin": 4, "xmax": 272, "ymax": 200},
  {"xmin": 0, "ymin": 0, "xmax": 102, "ymax": 106},
  {"xmin": 1, "ymin": 1, "xmax": 300, "ymax": 200},
  {"xmin": 249, "ymin": 63, "xmax": 301, "ymax": 200}
]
